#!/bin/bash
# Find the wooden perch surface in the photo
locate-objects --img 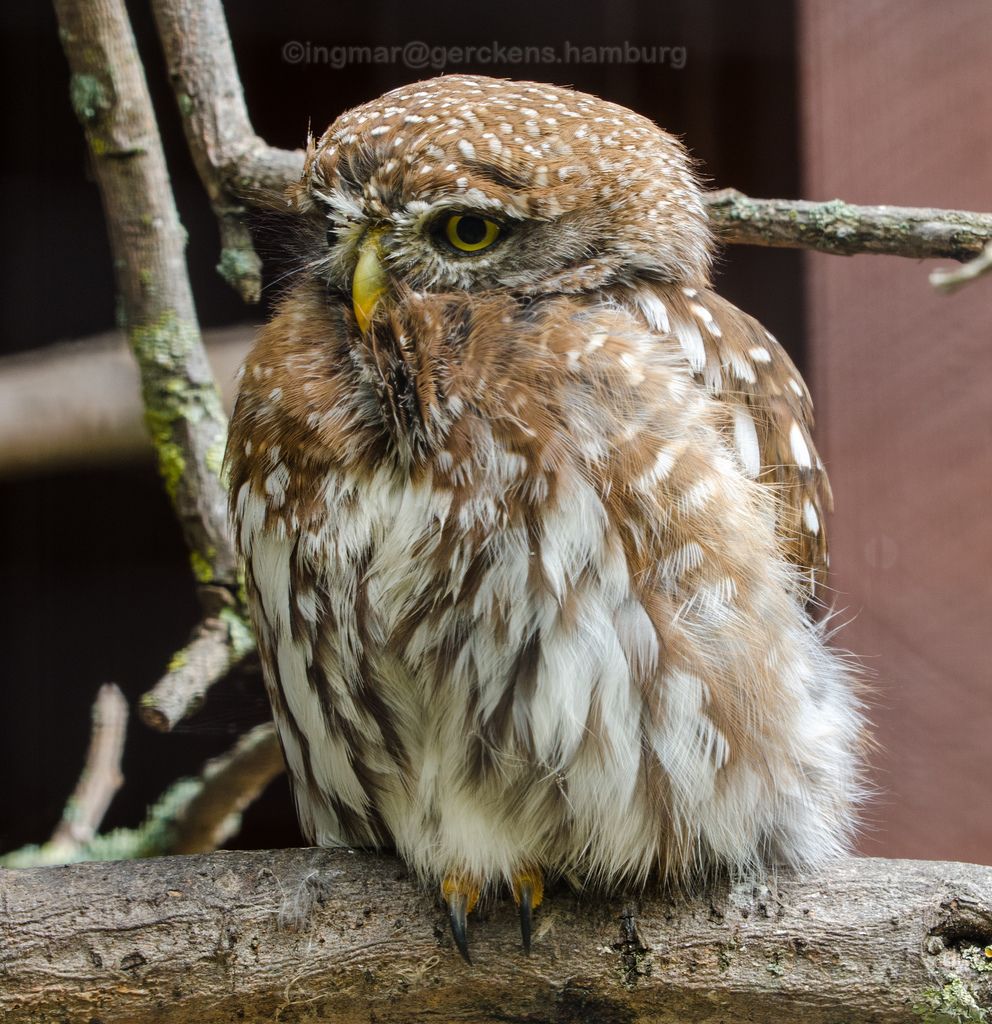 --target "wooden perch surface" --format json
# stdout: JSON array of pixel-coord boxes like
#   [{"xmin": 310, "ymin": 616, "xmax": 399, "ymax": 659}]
[{"xmin": 2, "ymin": 850, "xmax": 990, "ymax": 1023}]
